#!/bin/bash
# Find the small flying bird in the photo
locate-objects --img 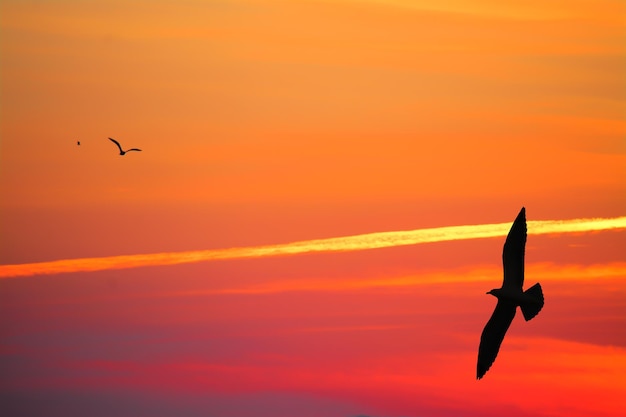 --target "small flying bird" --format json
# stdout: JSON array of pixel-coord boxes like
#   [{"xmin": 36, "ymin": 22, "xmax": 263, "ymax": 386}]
[
  {"xmin": 476, "ymin": 207, "xmax": 544, "ymax": 380},
  {"xmin": 108, "ymin": 137, "xmax": 142, "ymax": 155},
  {"xmin": 77, "ymin": 141, "xmax": 81, "ymax": 146}
]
